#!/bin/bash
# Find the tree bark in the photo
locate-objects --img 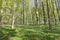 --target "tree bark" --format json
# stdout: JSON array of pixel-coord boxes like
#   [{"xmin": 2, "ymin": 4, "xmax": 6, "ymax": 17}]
[
  {"xmin": 51, "ymin": 0, "xmax": 57, "ymax": 25},
  {"xmin": 55, "ymin": 0, "xmax": 60, "ymax": 21},
  {"xmin": 42, "ymin": 1, "xmax": 46, "ymax": 25},
  {"xmin": 35, "ymin": 0, "xmax": 39, "ymax": 24},
  {"xmin": 46, "ymin": 0, "xmax": 52, "ymax": 30},
  {"xmin": 22, "ymin": 0, "xmax": 25, "ymax": 24}
]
